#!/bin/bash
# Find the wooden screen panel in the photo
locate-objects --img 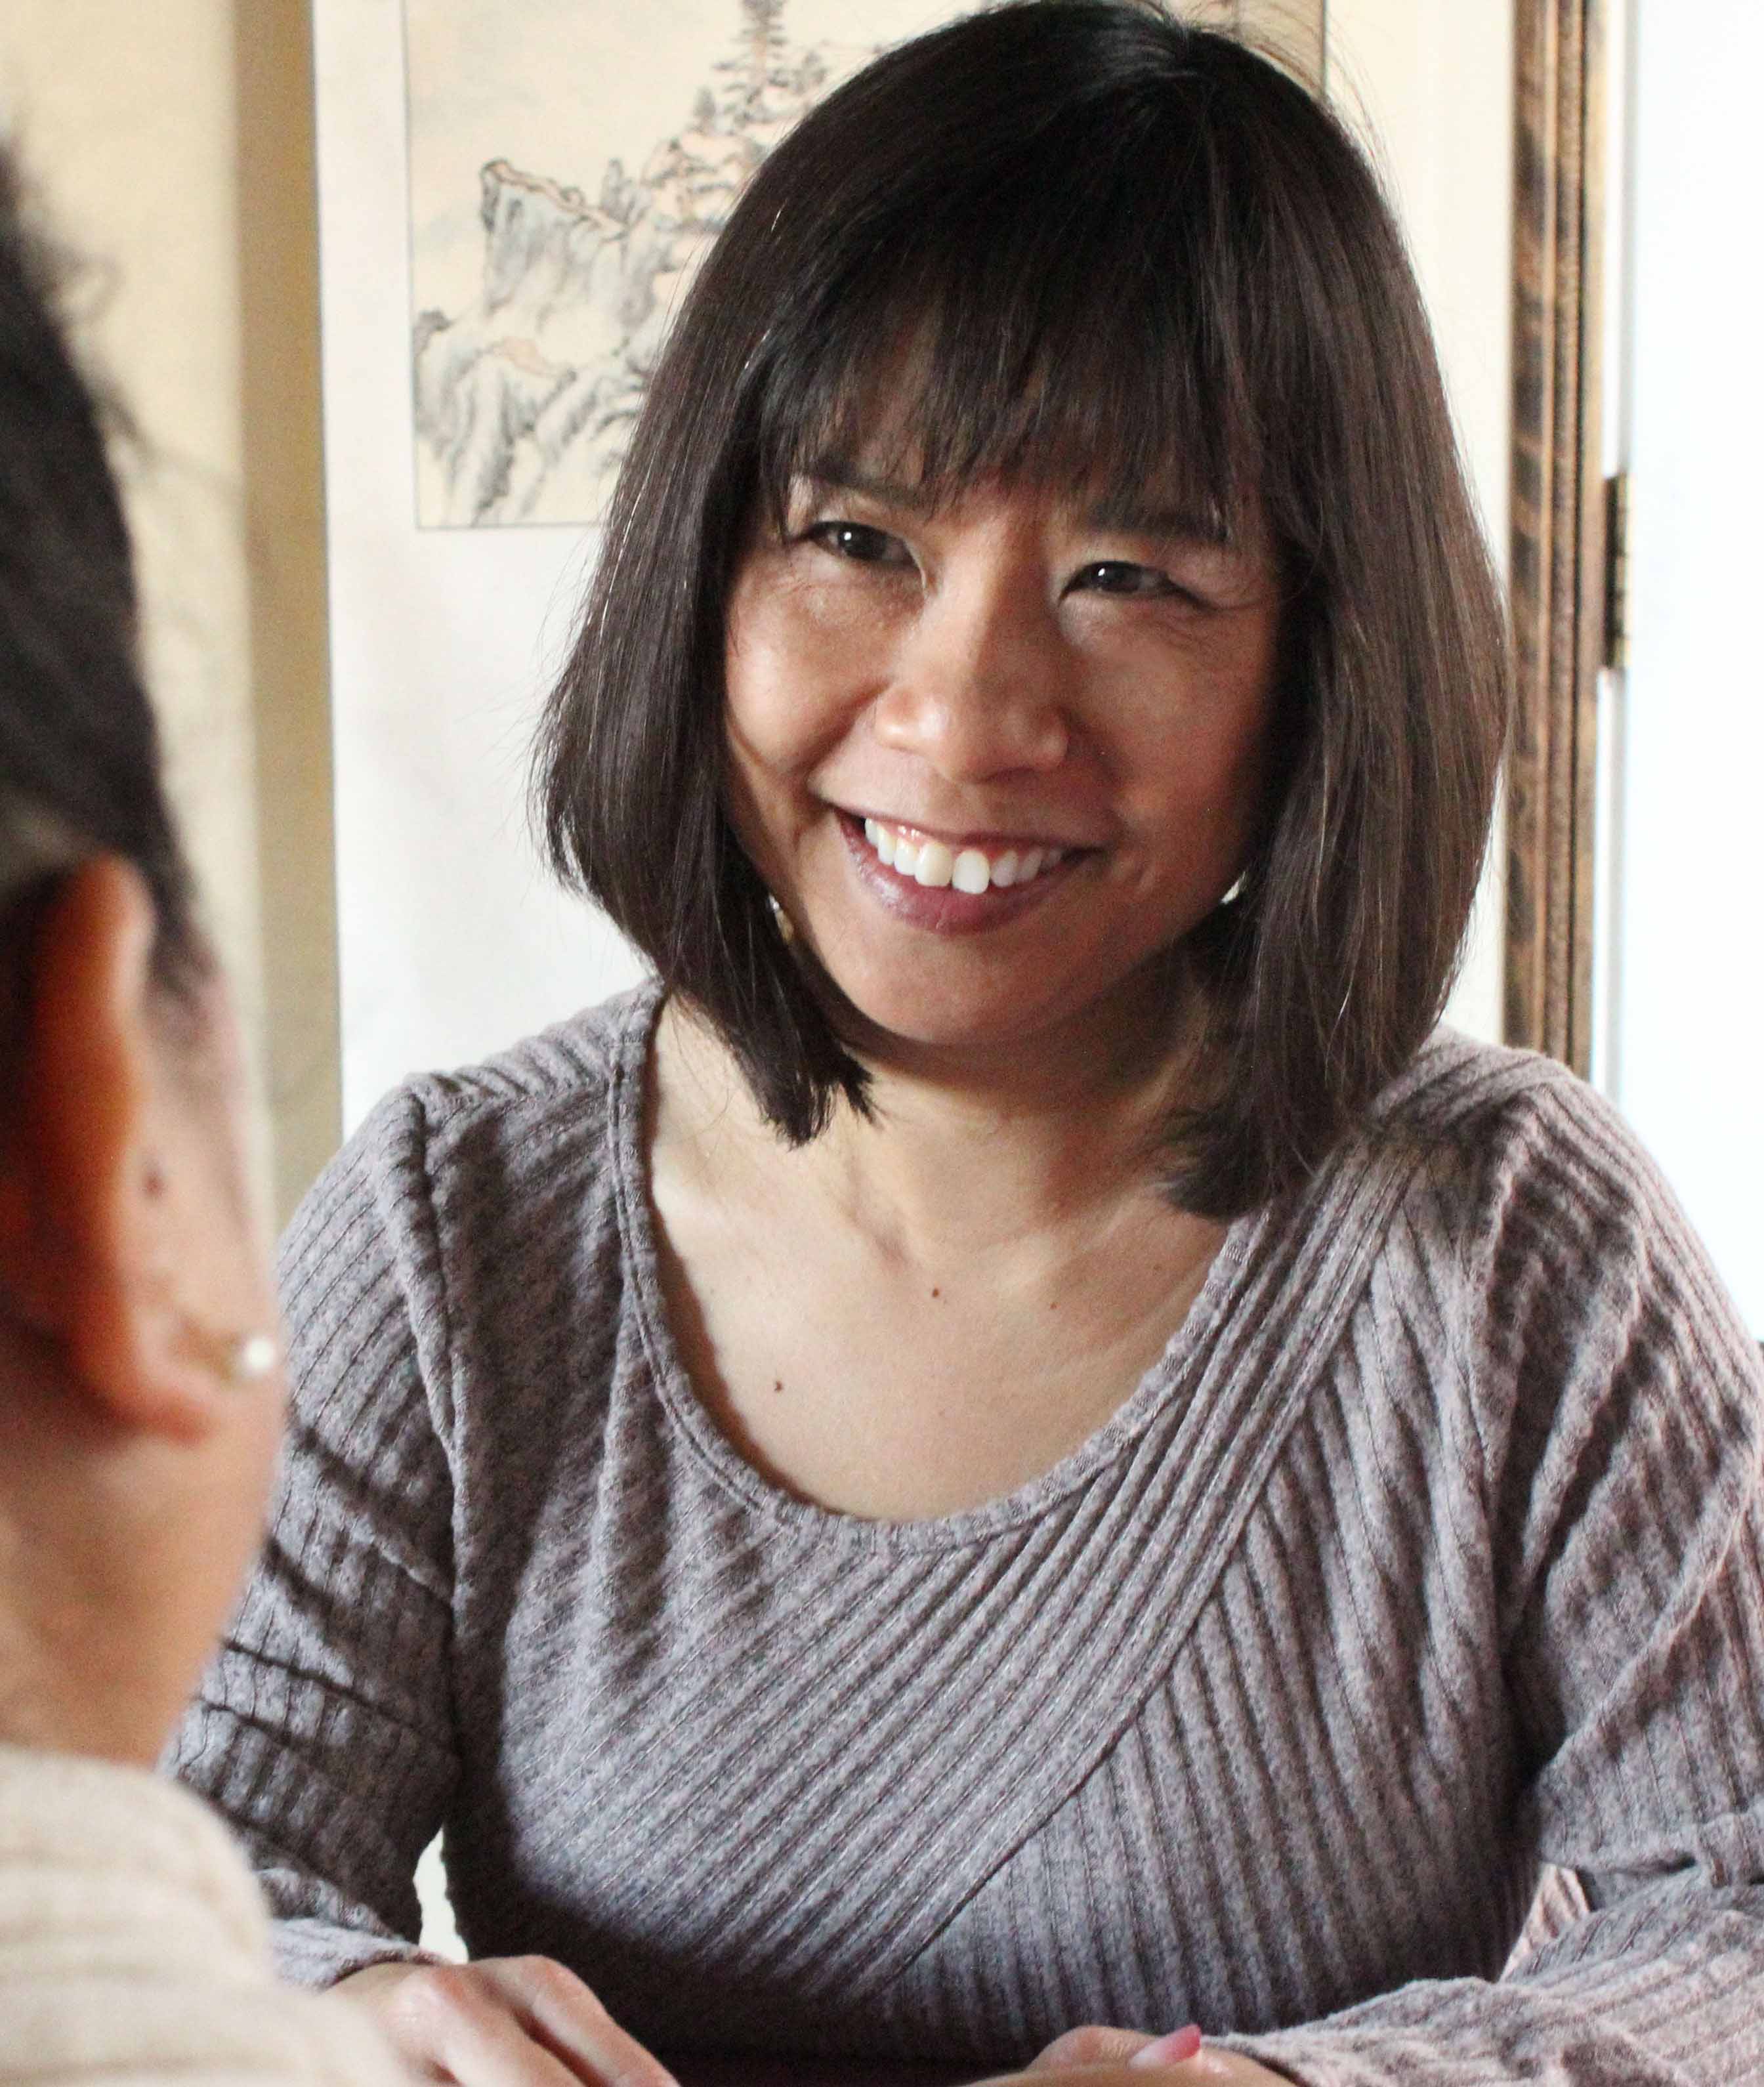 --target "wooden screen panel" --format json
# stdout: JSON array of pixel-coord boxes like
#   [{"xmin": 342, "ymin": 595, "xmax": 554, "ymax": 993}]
[{"xmin": 1507, "ymin": 0, "xmax": 1610, "ymax": 1072}]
